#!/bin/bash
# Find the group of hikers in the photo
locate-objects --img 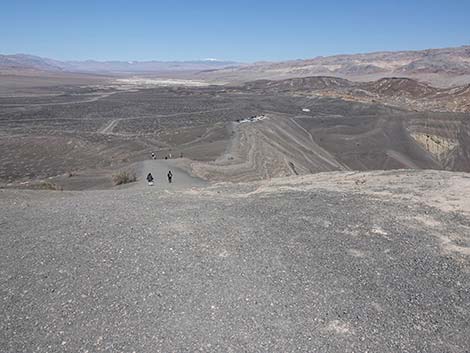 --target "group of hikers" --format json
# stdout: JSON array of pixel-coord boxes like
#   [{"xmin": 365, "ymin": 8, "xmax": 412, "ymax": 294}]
[
  {"xmin": 147, "ymin": 151, "xmax": 178, "ymax": 186},
  {"xmin": 151, "ymin": 152, "xmax": 183, "ymax": 160},
  {"xmin": 146, "ymin": 170, "xmax": 172, "ymax": 186}
]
